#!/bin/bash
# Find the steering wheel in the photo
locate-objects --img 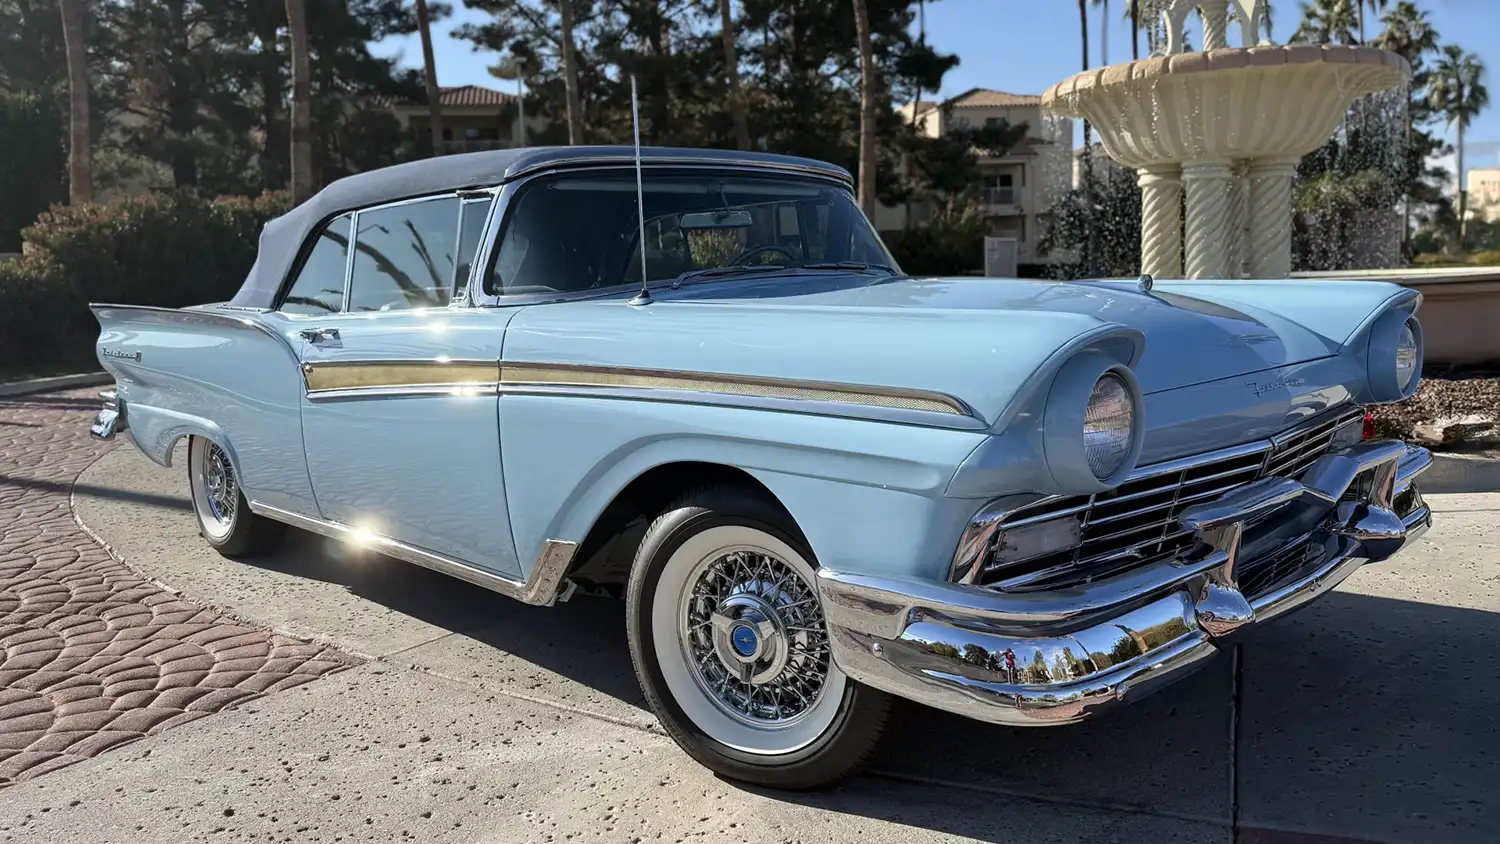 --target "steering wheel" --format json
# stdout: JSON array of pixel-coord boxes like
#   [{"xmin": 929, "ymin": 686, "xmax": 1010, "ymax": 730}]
[{"xmin": 731, "ymin": 244, "xmax": 798, "ymax": 266}]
